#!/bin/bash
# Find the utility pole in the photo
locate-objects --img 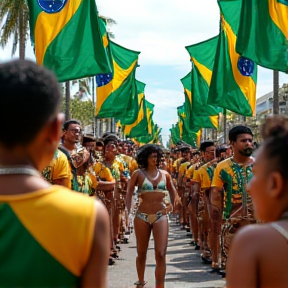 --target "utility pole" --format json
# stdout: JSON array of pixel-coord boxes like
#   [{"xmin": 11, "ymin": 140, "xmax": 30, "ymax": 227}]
[{"xmin": 273, "ymin": 70, "xmax": 279, "ymax": 115}]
